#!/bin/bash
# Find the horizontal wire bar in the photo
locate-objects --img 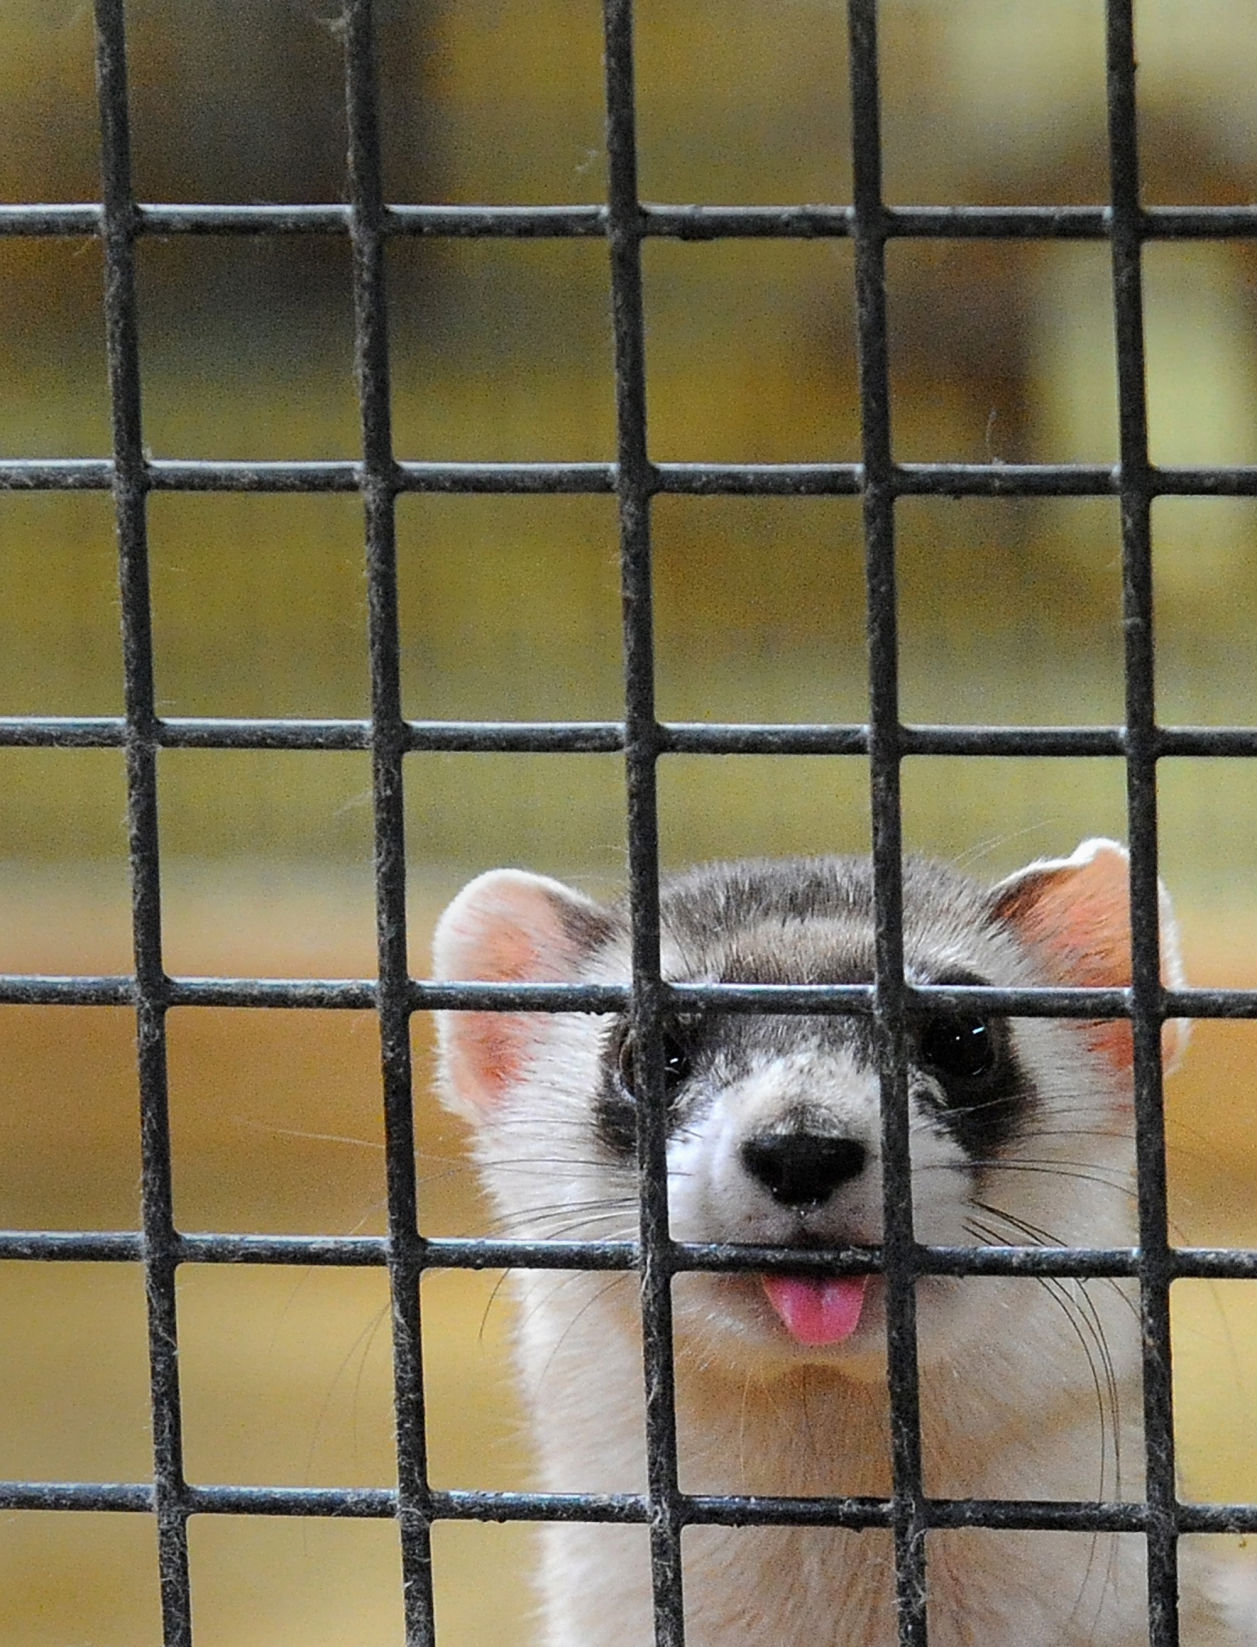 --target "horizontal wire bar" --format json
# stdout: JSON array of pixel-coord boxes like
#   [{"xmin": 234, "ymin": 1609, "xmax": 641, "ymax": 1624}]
[
  {"xmin": 4, "ymin": 202, "xmax": 1257, "ymax": 241},
  {"xmin": 3, "ymin": 1228, "xmax": 1255, "ymax": 1282},
  {"xmin": 4, "ymin": 457, "xmax": 1257, "ymax": 498},
  {"xmin": 689, "ymin": 1497, "xmax": 1257, "ymax": 1535},
  {"xmin": 0, "ymin": 1481, "xmax": 157, "ymax": 1511},
  {"xmin": 176, "ymin": 977, "xmax": 378, "ymax": 1008},
  {"xmin": 188, "ymin": 1484, "xmax": 398, "ymax": 1516},
  {"xmin": 406, "ymin": 980, "xmax": 1257, "ymax": 1020},
  {"xmin": 5, "ymin": 716, "xmax": 1257, "ymax": 758},
  {"xmin": 0, "ymin": 975, "xmax": 1254, "ymax": 1019},
  {"xmin": 0, "ymin": 976, "xmax": 136, "ymax": 1006},
  {"xmin": 0, "ymin": 1231, "xmax": 146, "ymax": 1261},
  {"xmin": 0, "ymin": 976, "xmax": 381, "ymax": 1009},
  {"xmin": 2, "ymin": 1477, "xmax": 1255, "ymax": 1534},
  {"xmin": 666, "ymin": 724, "xmax": 1119, "ymax": 755}
]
